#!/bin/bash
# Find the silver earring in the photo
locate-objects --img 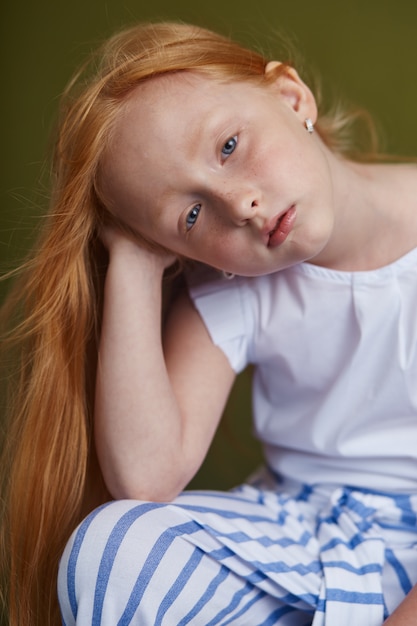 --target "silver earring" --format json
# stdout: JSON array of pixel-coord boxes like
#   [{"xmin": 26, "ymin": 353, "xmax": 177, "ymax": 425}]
[
  {"xmin": 305, "ymin": 118, "xmax": 314, "ymax": 134},
  {"xmin": 222, "ymin": 270, "xmax": 235, "ymax": 280}
]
